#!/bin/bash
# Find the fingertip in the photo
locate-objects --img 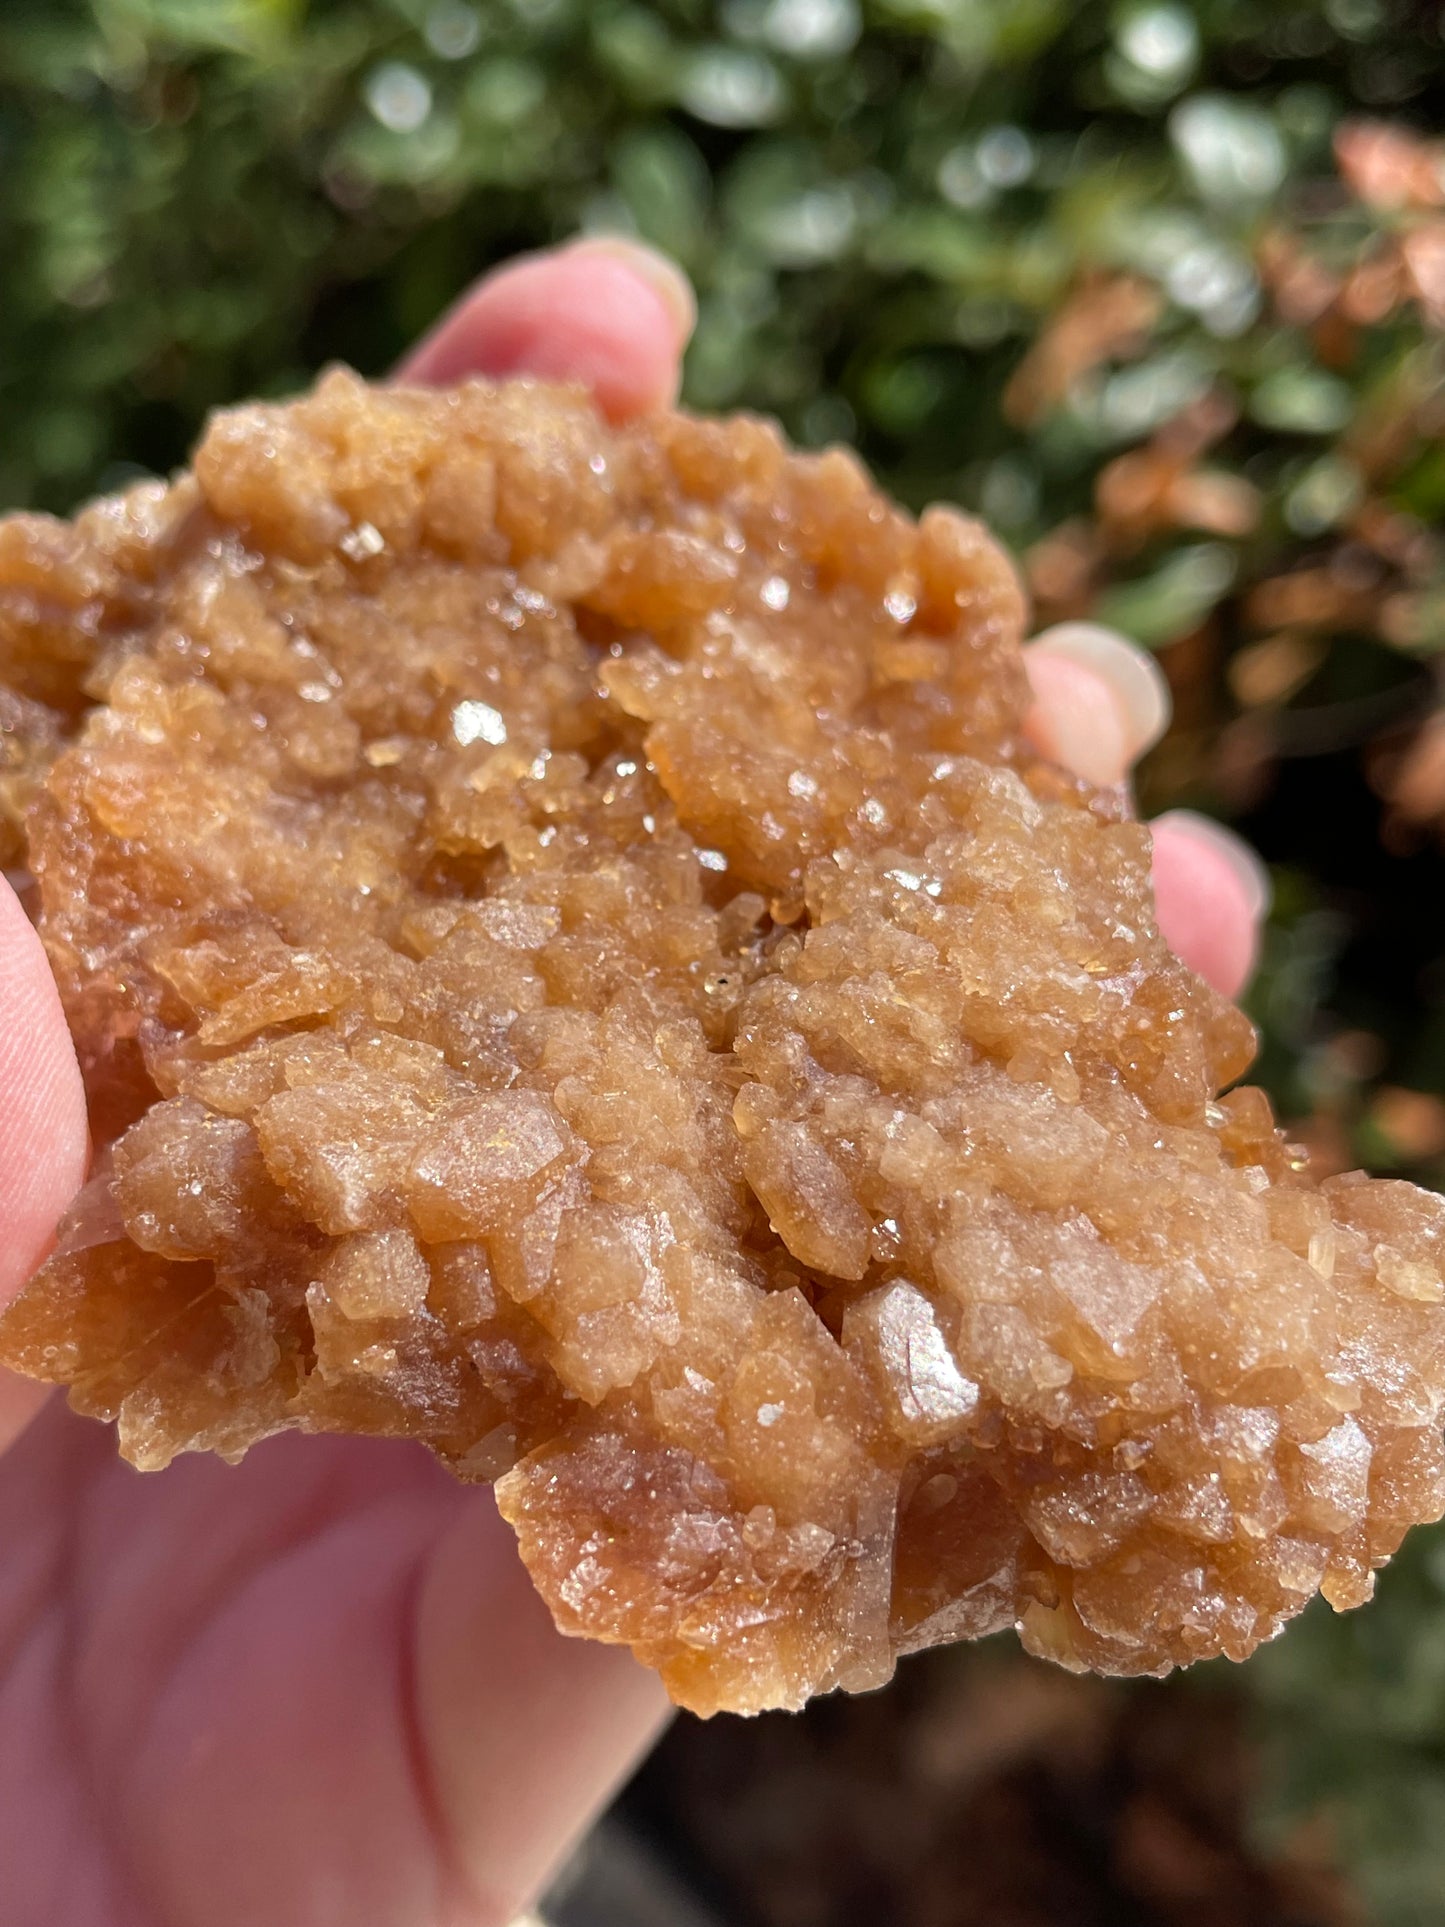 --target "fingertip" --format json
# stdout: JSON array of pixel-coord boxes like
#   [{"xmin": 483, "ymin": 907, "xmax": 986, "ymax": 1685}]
[
  {"xmin": 1153, "ymin": 809, "xmax": 1273, "ymax": 923},
  {"xmin": 0, "ymin": 878, "xmax": 86, "ymax": 1309},
  {"xmin": 1022, "ymin": 649, "xmax": 1135, "ymax": 788},
  {"xmin": 1150, "ymin": 811, "xmax": 1270, "ymax": 999},
  {"xmin": 1027, "ymin": 623, "xmax": 1172, "ymax": 765},
  {"xmin": 563, "ymin": 235, "xmax": 696, "ymax": 350},
  {"xmin": 397, "ymin": 238, "xmax": 695, "ymax": 423}
]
